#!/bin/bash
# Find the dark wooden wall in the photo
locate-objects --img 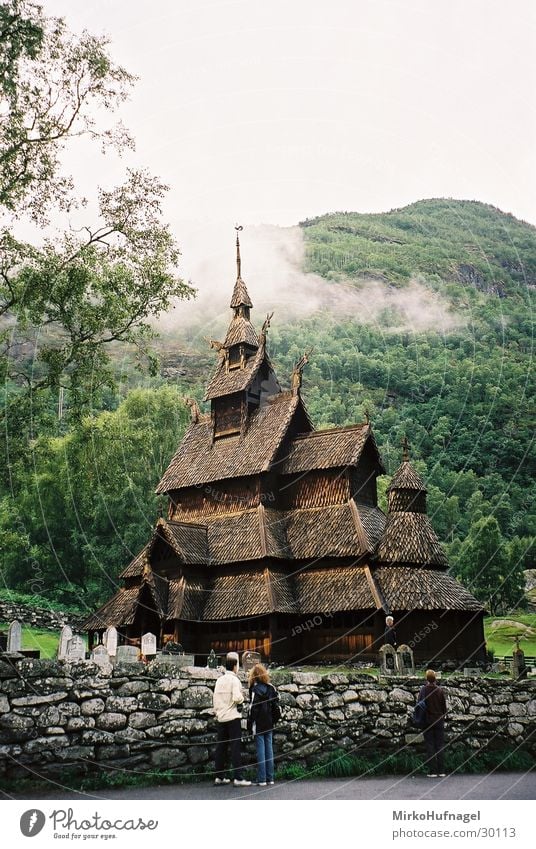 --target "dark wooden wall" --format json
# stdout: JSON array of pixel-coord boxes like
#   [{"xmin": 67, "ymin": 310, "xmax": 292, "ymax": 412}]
[
  {"xmin": 170, "ymin": 477, "xmax": 261, "ymax": 520},
  {"xmin": 279, "ymin": 468, "xmax": 350, "ymax": 509}
]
